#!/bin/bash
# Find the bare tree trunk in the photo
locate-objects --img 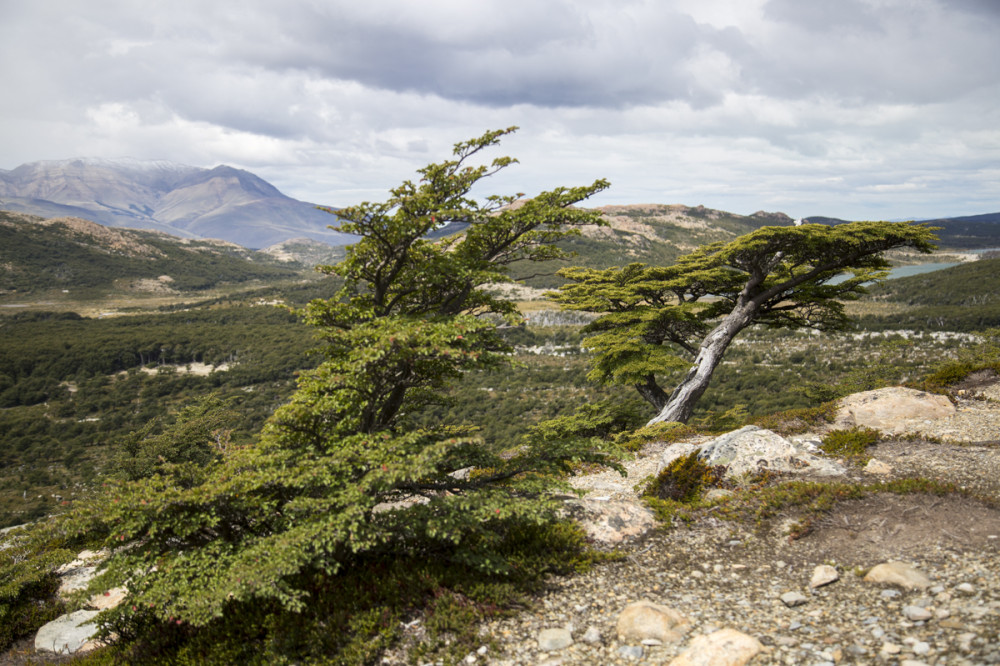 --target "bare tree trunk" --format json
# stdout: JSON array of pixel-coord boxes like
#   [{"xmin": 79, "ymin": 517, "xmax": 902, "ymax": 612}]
[
  {"xmin": 647, "ymin": 306, "xmax": 754, "ymax": 425},
  {"xmin": 635, "ymin": 375, "xmax": 669, "ymax": 411}
]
